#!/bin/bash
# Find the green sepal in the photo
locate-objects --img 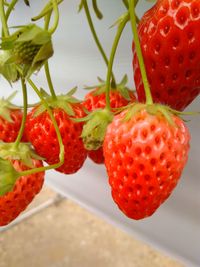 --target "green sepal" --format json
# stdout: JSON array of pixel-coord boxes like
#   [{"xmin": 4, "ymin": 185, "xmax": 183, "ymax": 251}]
[
  {"xmin": 0, "ymin": 50, "xmax": 19, "ymax": 83},
  {"xmin": 110, "ymin": 12, "xmax": 129, "ymax": 28},
  {"xmin": 84, "ymin": 75, "xmax": 133, "ymax": 101},
  {"xmin": 32, "ymin": 0, "xmax": 63, "ymax": 21},
  {"xmin": 0, "ymin": 158, "xmax": 20, "ymax": 196},
  {"xmin": 0, "ymin": 91, "xmax": 20, "ymax": 122},
  {"xmin": 78, "ymin": 0, "xmax": 84, "ymax": 12},
  {"xmin": 122, "ymin": 103, "xmax": 185, "ymax": 127},
  {"xmin": 0, "ymin": 142, "xmax": 45, "ymax": 169},
  {"xmin": 33, "ymin": 87, "xmax": 81, "ymax": 118},
  {"xmin": 81, "ymin": 108, "xmax": 114, "ymax": 150}
]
